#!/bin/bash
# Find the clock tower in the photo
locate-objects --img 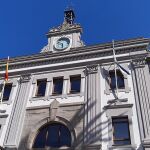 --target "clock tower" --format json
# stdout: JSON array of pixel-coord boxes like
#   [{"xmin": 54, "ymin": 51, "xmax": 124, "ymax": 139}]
[{"xmin": 41, "ymin": 8, "xmax": 84, "ymax": 53}]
